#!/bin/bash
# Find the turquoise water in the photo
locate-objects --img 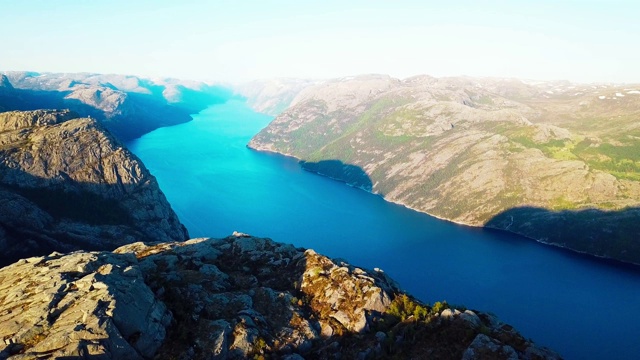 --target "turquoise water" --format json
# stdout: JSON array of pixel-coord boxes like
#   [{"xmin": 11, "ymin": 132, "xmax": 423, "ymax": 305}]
[{"xmin": 127, "ymin": 101, "xmax": 640, "ymax": 360}]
